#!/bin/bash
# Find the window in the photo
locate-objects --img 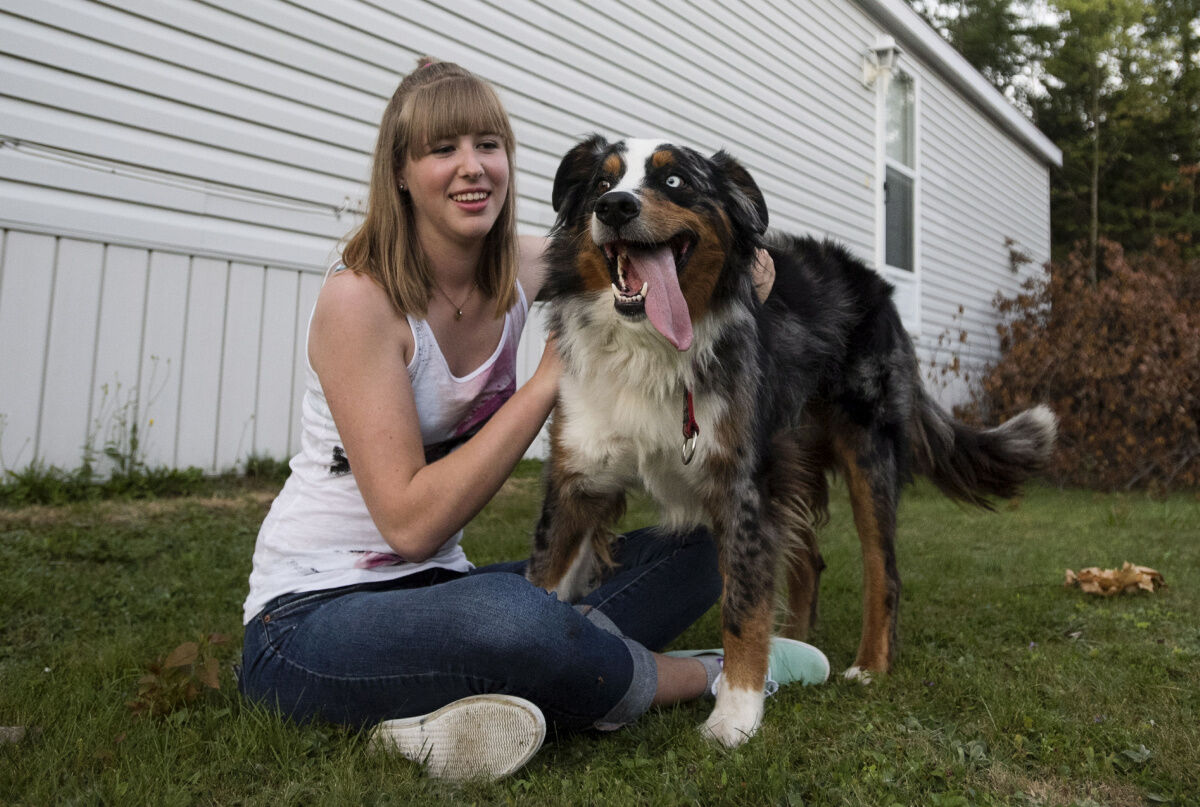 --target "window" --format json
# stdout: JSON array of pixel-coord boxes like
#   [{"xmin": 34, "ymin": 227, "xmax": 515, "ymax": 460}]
[
  {"xmin": 869, "ymin": 49, "xmax": 920, "ymax": 333},
  {"xmin": 884, "ymin": 71, "xmax": 915, "ymax": 272}
]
